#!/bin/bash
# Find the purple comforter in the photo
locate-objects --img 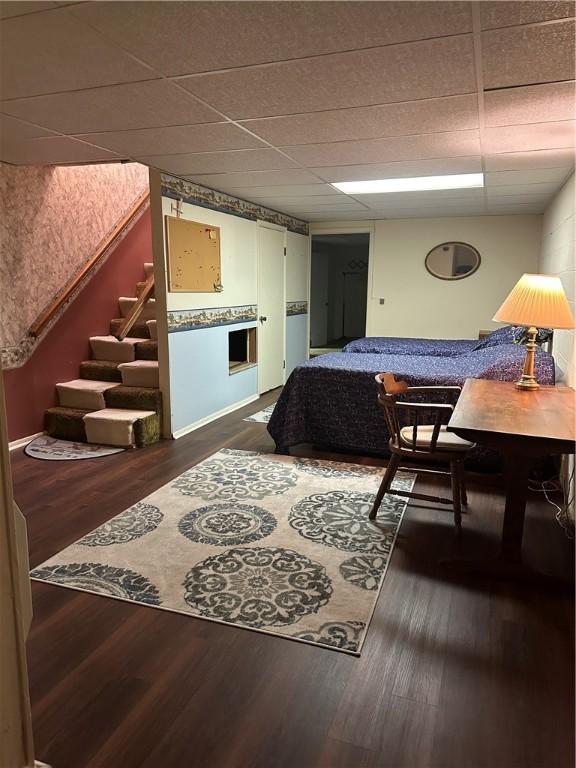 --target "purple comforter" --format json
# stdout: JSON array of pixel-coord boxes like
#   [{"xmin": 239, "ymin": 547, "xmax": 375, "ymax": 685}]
[
  {"xmin": 342, "ymin": 336, "xmax": 478, "ymax": 356},
  {"xmin": 342, "ymin": 325, "xmax": 518, "ymax": 356},
  {"xmin": 268, "ymin": 344, "xmax": 555, "ymax": 463}
]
